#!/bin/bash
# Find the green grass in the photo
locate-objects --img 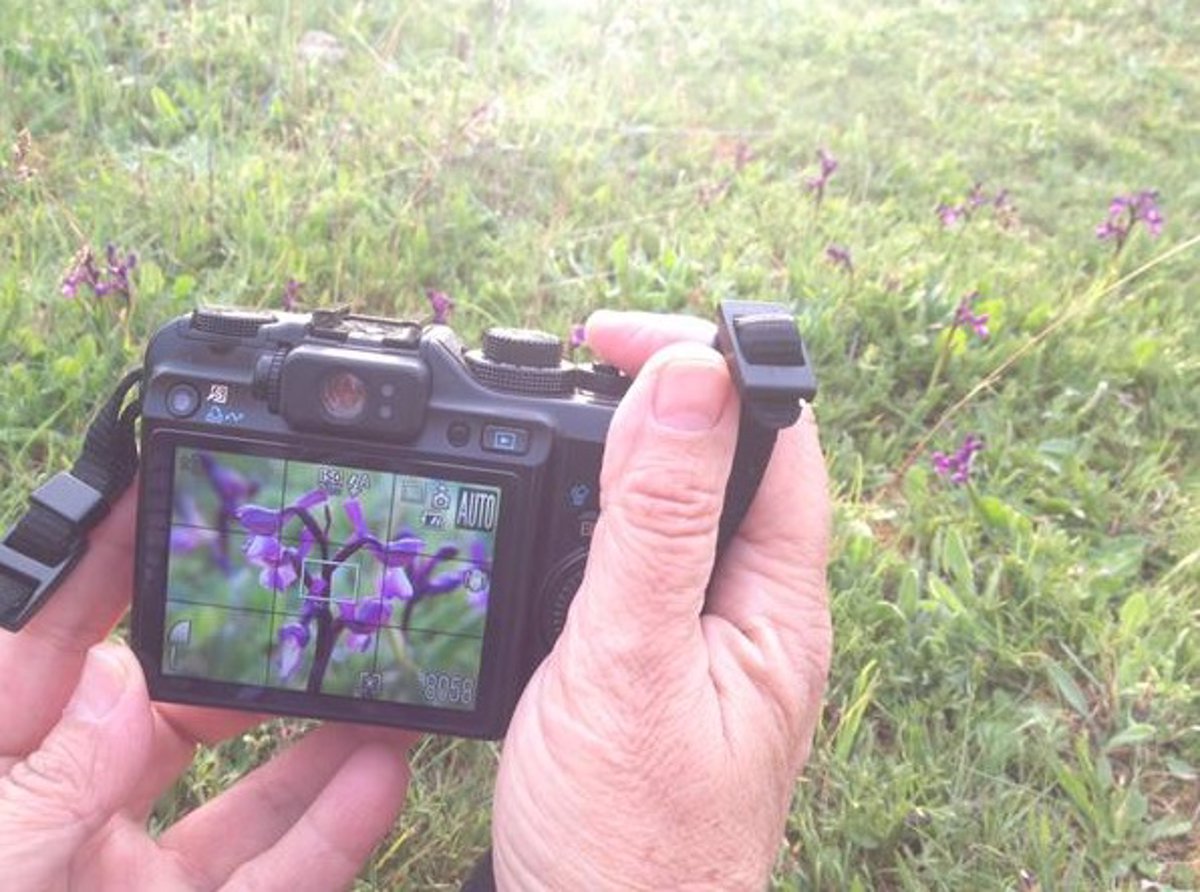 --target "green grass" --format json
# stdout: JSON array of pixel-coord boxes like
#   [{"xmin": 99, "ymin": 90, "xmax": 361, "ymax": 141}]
[{"xmin": 3, "ymin": 0, "xmax": 1198, "ymax": 888}]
